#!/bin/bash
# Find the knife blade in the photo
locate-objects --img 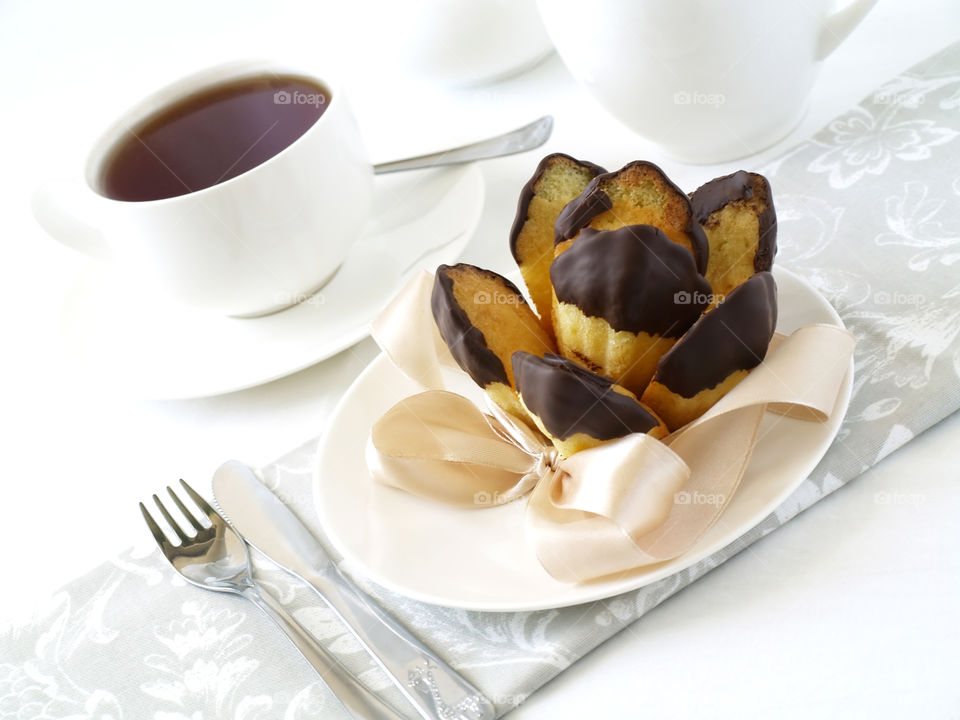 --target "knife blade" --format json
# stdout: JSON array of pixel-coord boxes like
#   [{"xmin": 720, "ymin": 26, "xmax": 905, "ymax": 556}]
[{"xmin": 212, "ymin": 460, "xmax": 495, "ymax": 720}]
